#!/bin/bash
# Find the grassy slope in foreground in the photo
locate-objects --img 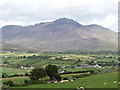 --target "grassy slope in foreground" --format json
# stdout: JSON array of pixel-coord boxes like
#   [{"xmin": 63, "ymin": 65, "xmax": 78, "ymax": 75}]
[{"xmin": 17, "ymin": 72, "xmax": 118, "ymax": 88}]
